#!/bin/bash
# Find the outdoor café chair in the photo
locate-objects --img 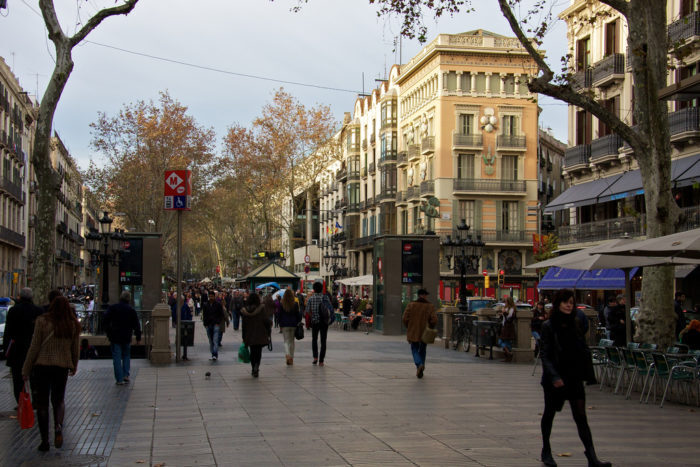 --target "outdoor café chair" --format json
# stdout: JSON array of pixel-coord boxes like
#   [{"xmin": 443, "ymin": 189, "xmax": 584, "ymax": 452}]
[
  {"xmin": 590, "ymin": 338, "xmax": 612, "ymax": 380},
  {"xmin": 600, "ymin": 346, "xmax": 624, "ymax": 392},
  {"xmin": 627, "ymin": 349, "xmax": 654, "ymax": 401},
  {"xmin": 647, "ymin": 352, "xmax": 698, "ymax": 407},
  {"xmin": 627, "ymin": 342, "xmax": 640, "ymax": 350},
  {"xmin": 639, "ymin": 343, "xmax": 658, "ymax": 350},
  {"xmin": 616, "ymin": 347, "xmax": 637, "ymax": 394}
]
